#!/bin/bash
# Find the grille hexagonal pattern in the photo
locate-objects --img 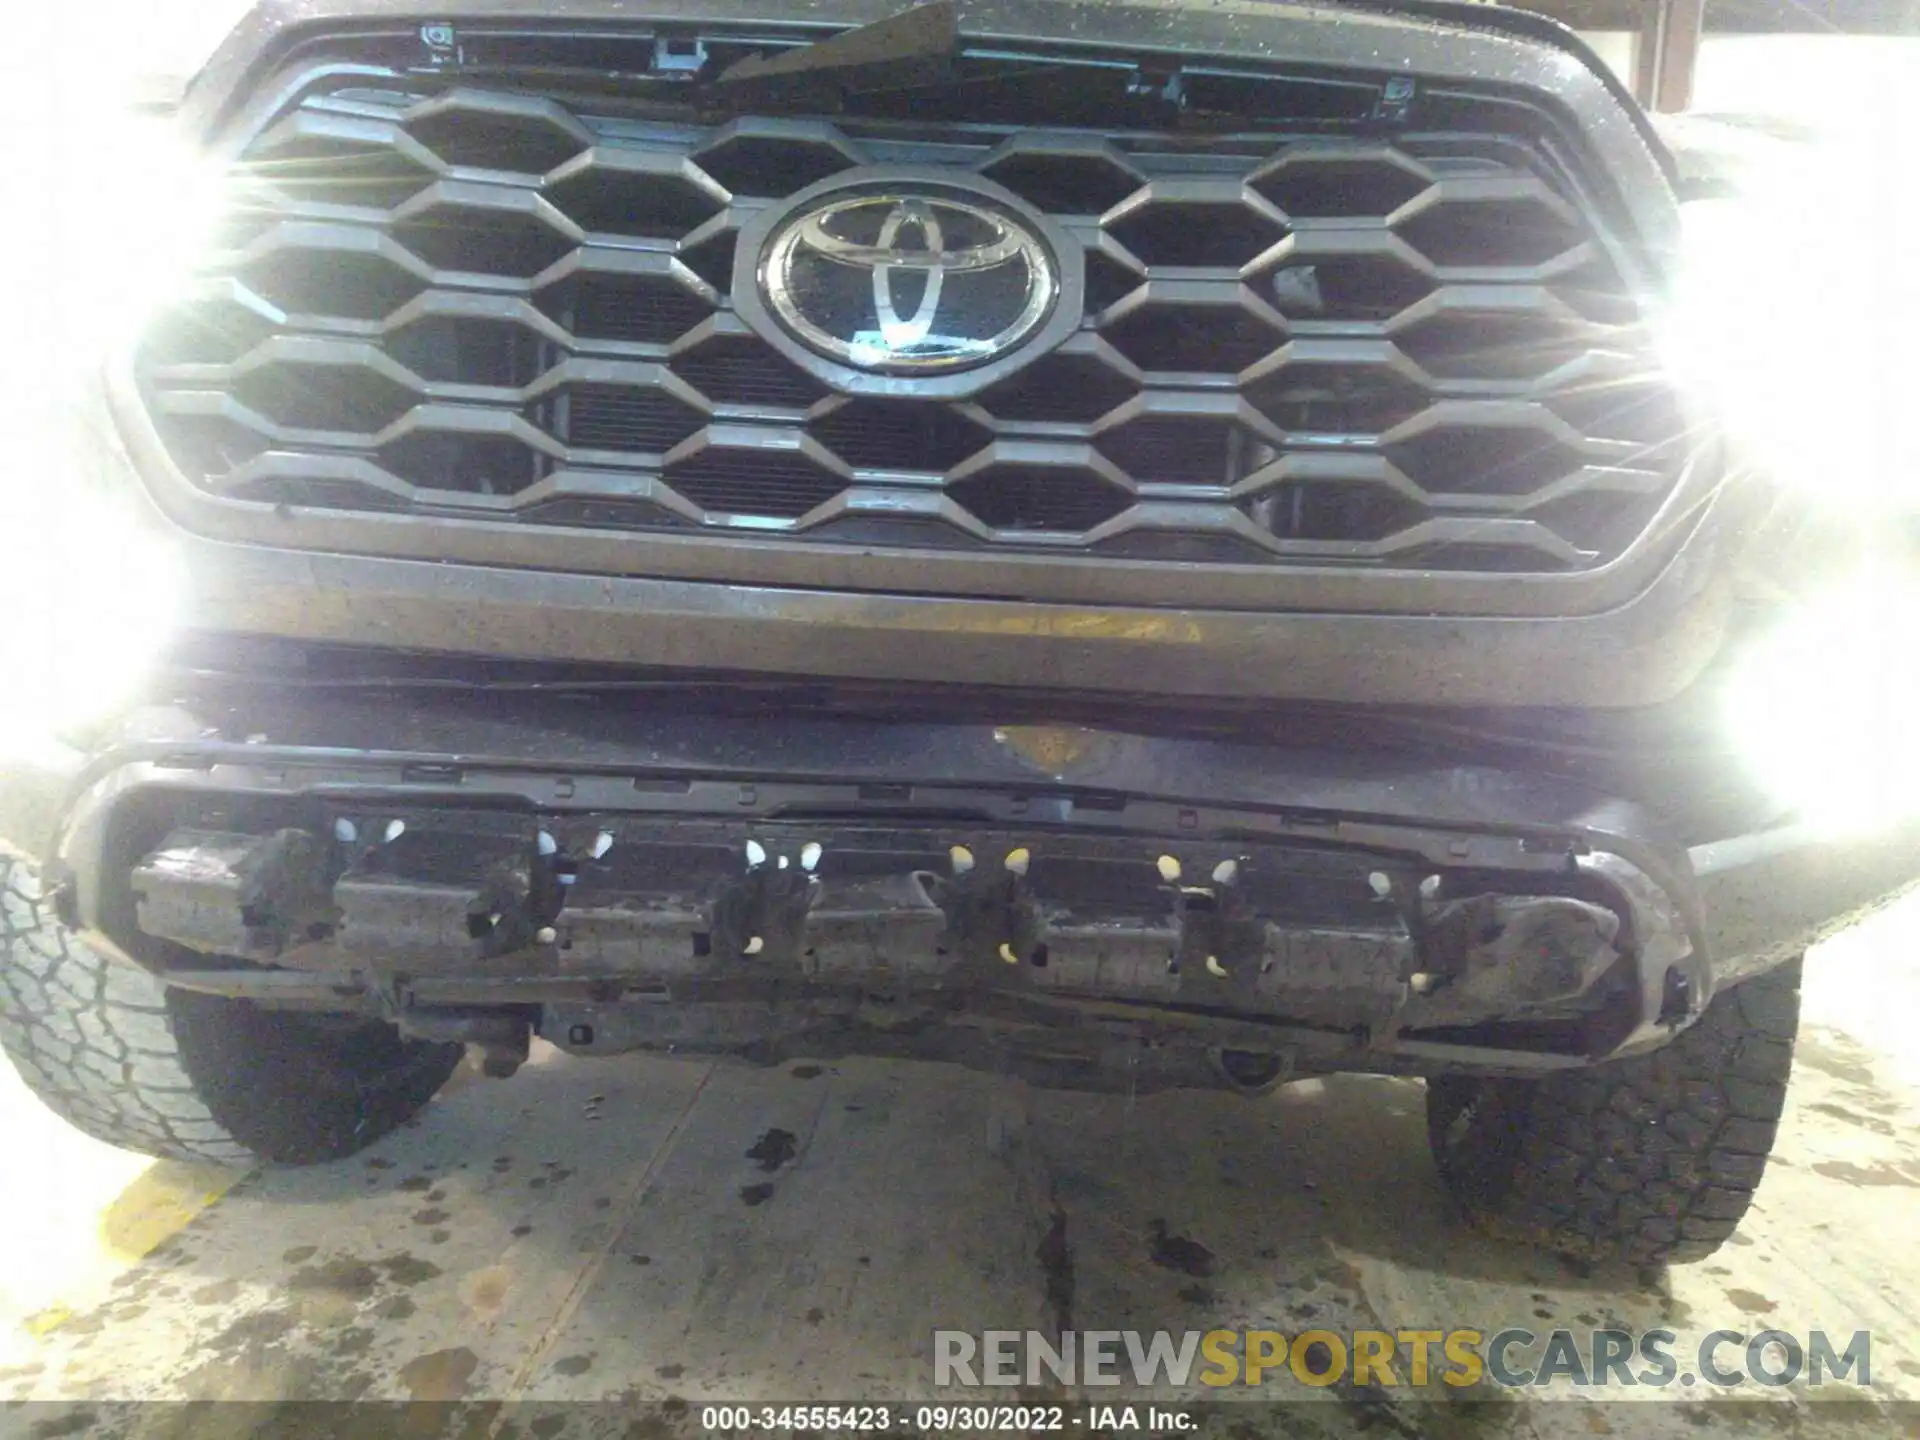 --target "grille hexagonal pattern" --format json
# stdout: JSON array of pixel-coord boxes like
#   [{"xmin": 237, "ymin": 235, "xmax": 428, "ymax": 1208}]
[{"xmin": 140, "ymin": 84, "xmax": 1684, "ymax": 575}]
